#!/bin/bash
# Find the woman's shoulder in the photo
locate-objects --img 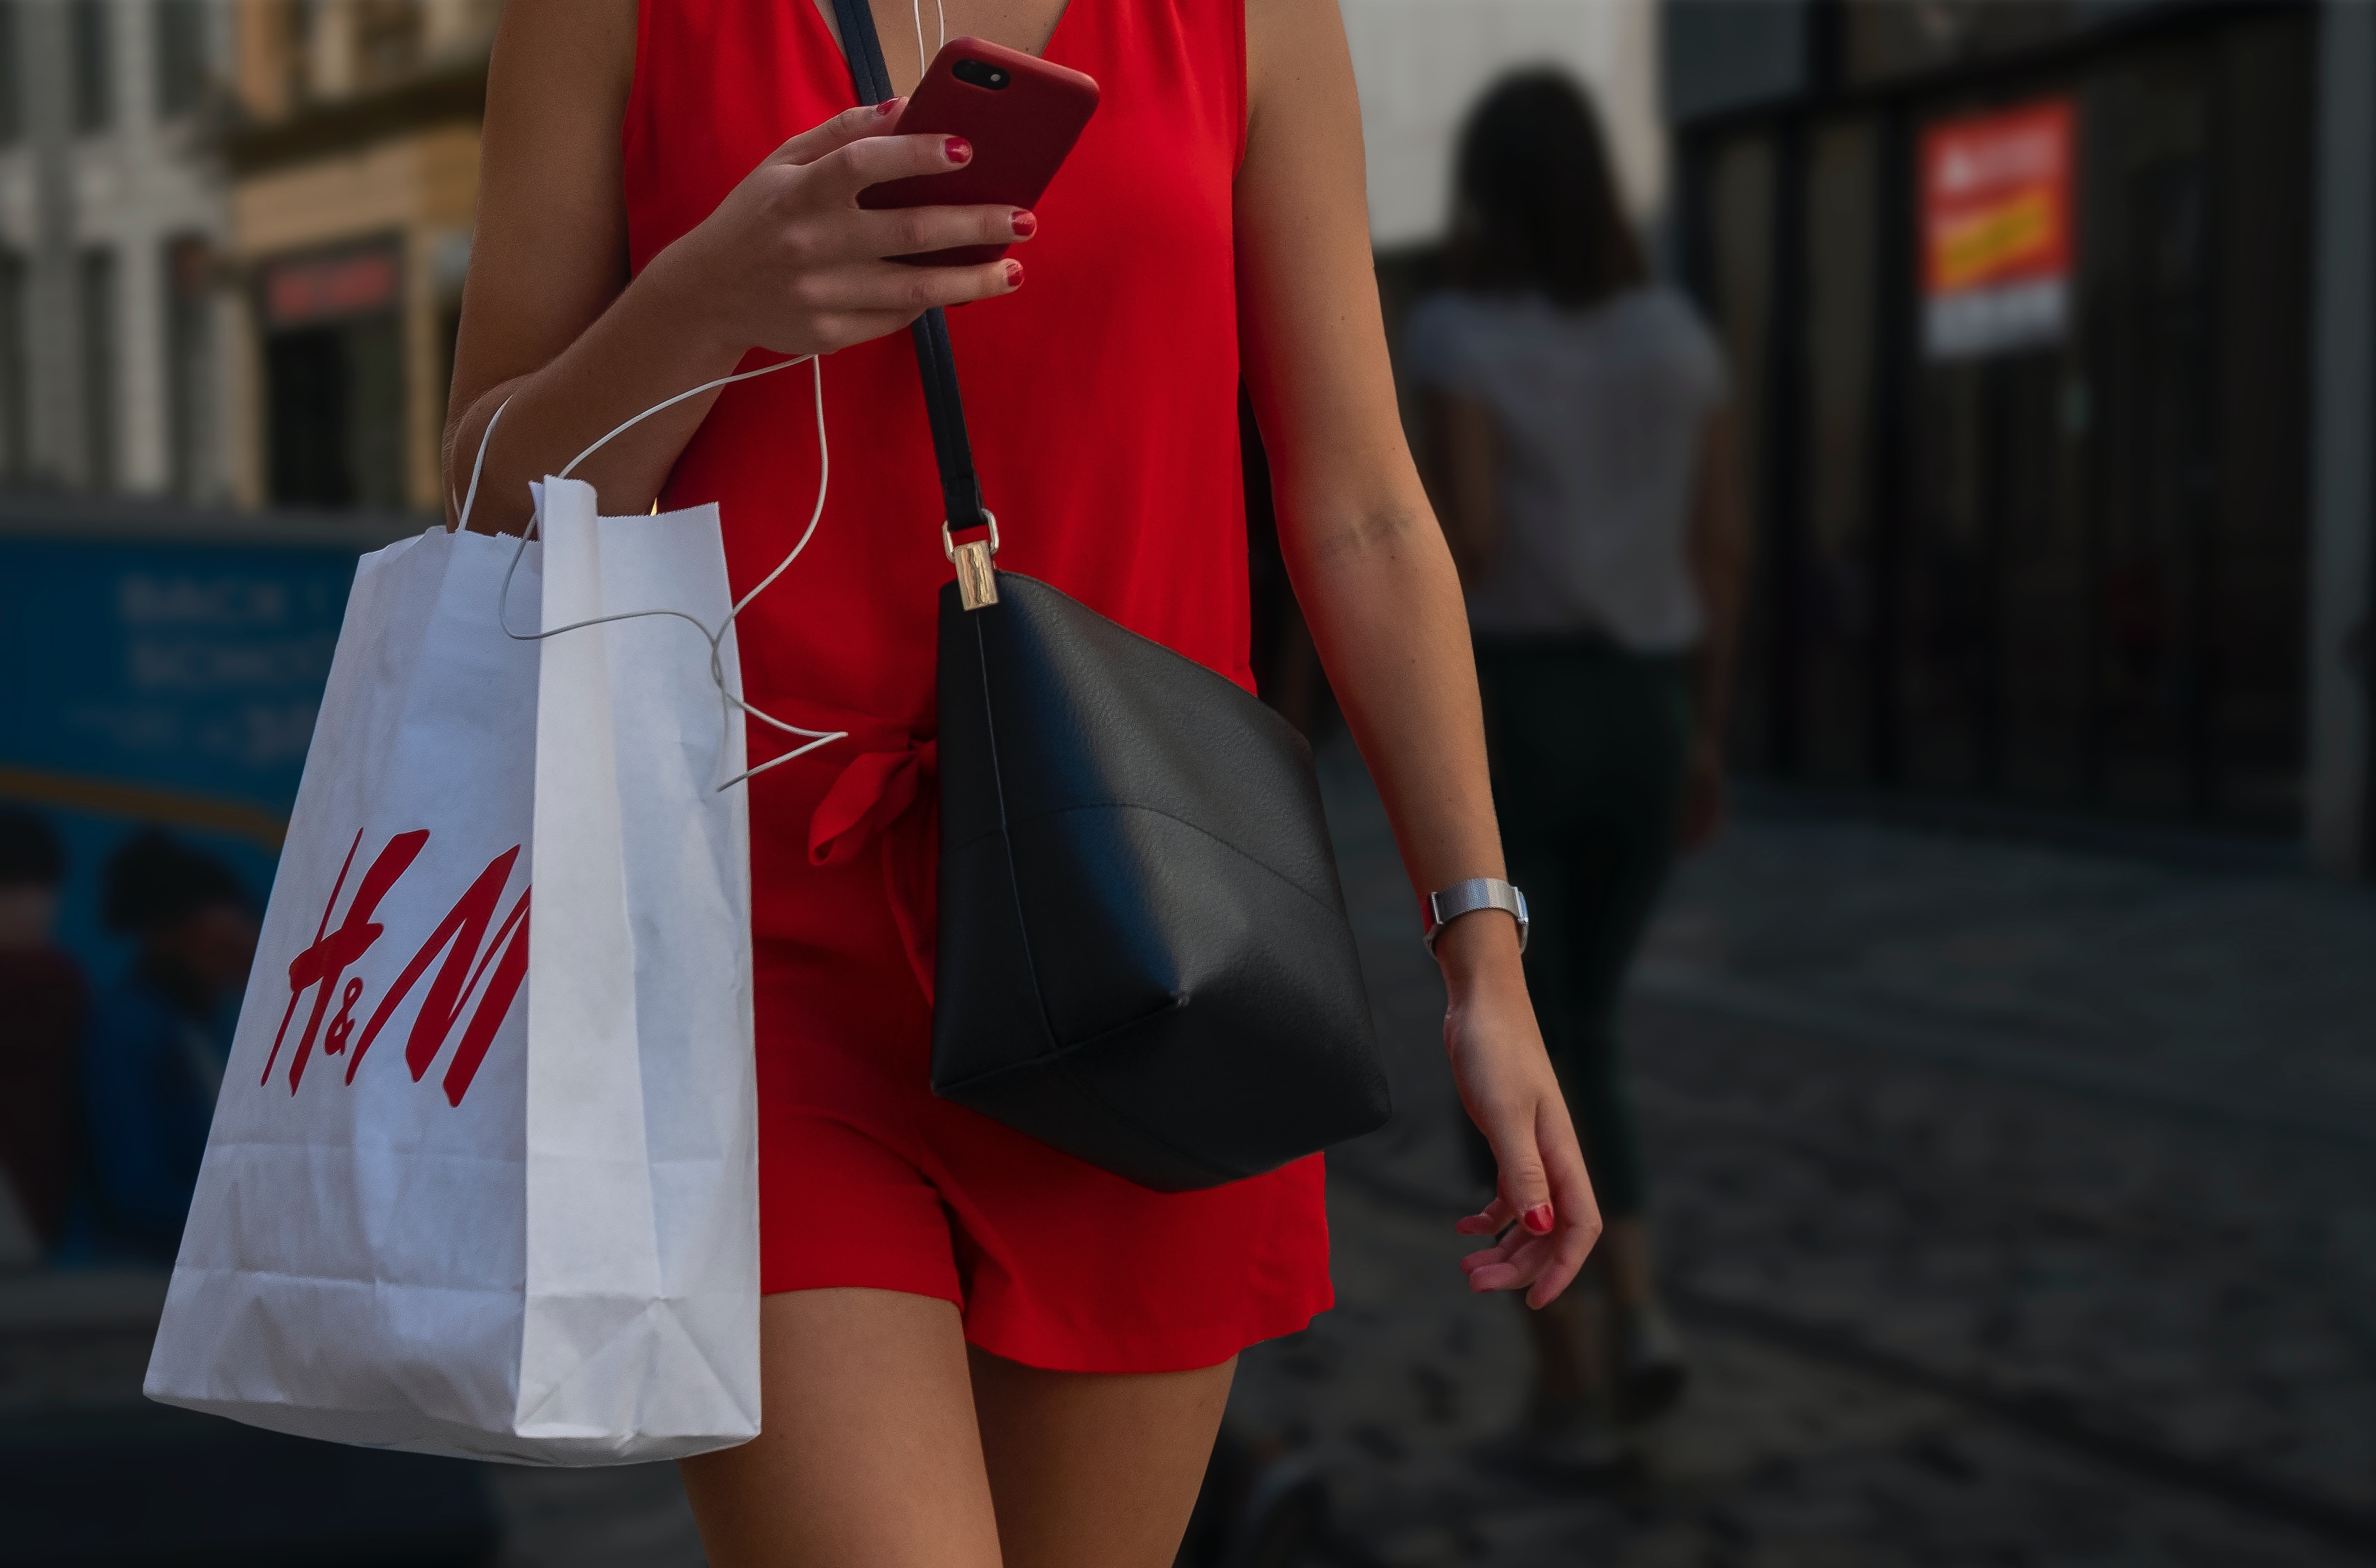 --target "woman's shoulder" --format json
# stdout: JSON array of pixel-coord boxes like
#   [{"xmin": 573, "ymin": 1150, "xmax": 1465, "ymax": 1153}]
[{"xmin": 494, "ymin": 0, "xmax": 638, "ymax": 108}]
